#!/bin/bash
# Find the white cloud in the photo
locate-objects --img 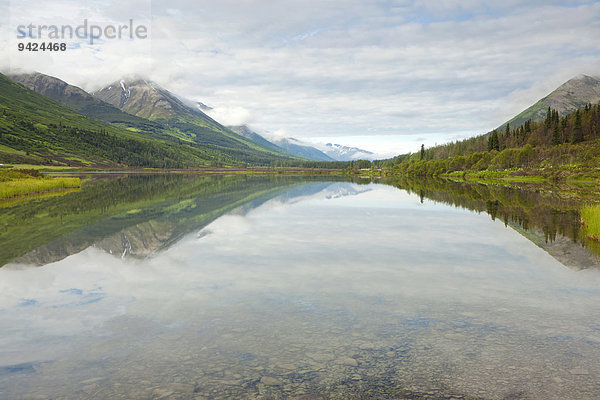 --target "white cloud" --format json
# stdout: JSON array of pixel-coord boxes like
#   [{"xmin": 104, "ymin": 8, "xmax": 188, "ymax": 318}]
[{"xmin": 206, "ymin": 105, "xmax": 253, "ymax": 126}]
